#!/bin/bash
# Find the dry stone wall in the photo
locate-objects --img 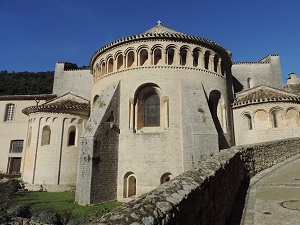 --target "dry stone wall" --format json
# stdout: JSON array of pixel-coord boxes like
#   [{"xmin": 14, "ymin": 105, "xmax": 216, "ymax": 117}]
[{"xmin": 91, "ymin": 137, "xmax": 300, "ymax": 225}]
